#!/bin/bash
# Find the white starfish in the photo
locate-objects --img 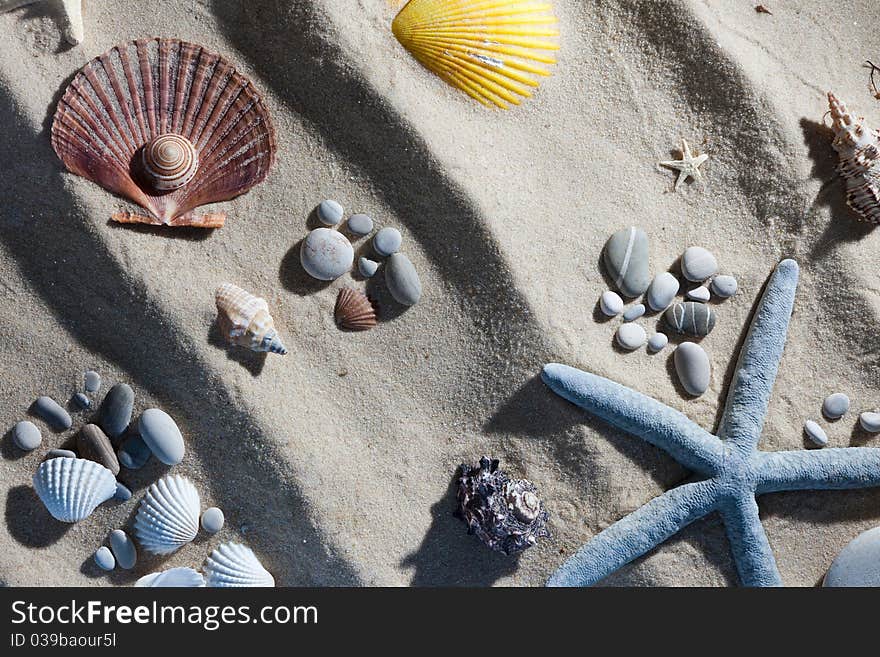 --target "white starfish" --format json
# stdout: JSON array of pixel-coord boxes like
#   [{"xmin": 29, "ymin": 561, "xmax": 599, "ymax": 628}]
[
  {"xmin": 659, "ymin": 139, "xmax": 709, "ymax": 191},
  {"xmin": 1, "ymin": 0, "xmax": 83, "ymax": 45}
]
